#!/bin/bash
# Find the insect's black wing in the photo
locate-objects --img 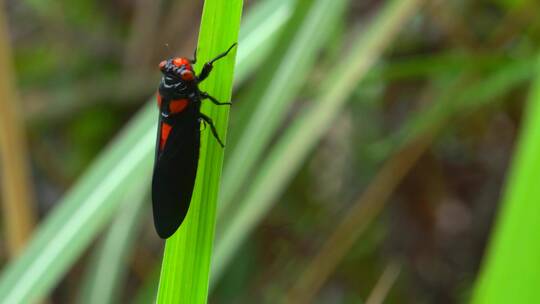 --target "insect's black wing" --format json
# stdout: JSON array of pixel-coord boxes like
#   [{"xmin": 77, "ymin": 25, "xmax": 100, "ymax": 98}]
[
  {"xmin": 151, "ymin": 111, "xmax": 200, "ymax": 238},
  {"xmin": 154, "ymin": 114, "xmax": 163, "ymax": 163}
]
